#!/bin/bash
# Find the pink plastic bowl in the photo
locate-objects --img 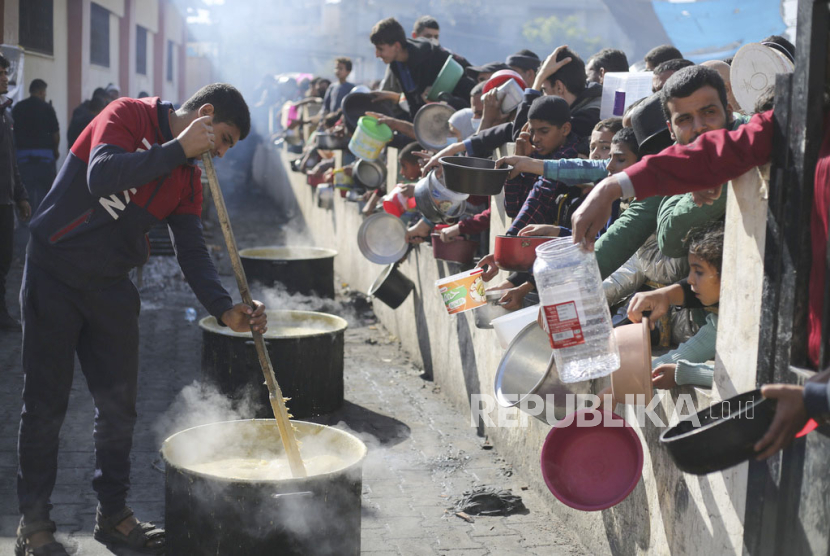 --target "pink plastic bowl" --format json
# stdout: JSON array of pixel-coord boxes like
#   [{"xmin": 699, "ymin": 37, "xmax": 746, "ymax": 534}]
[{"xmin": 540, "ymin": 409, "xmax": 644, "ymax": 511}]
